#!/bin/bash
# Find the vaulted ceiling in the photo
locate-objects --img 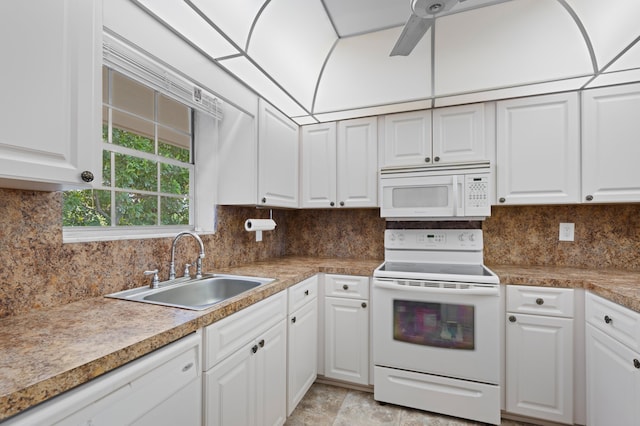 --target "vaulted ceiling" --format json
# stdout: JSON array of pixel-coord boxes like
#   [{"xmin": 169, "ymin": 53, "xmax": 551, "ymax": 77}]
[{"xmin": 131, "ymin": 0, "xmax": 640, "ymax": 124}]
